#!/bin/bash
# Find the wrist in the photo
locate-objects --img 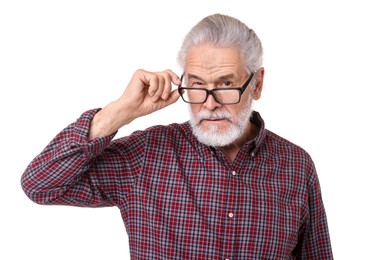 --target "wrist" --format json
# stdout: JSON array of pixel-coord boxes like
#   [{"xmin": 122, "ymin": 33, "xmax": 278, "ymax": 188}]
[{"xmin": 88, "ymin": 101, "xmax": 135, "ymax": 139}]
